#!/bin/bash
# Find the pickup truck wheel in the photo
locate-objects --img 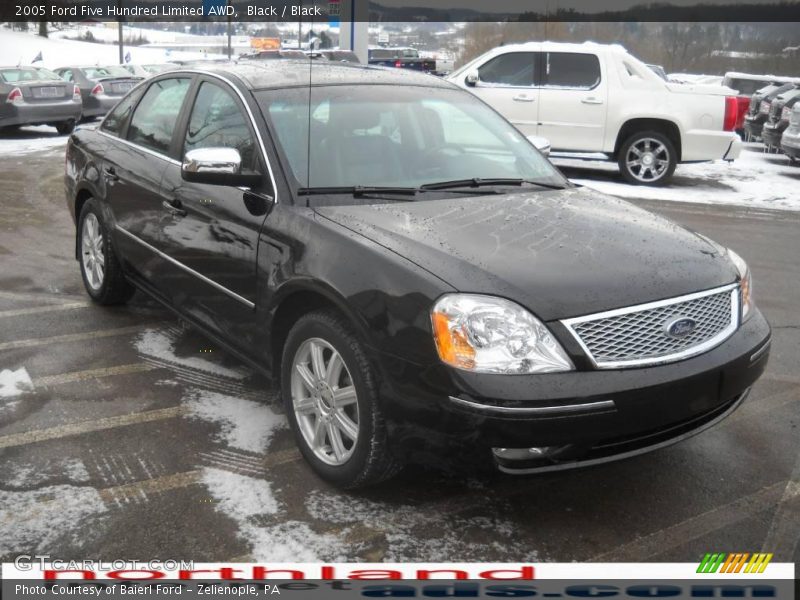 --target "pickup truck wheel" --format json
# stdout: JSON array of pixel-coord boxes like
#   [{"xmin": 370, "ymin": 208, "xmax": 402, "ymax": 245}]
[
  {"xmin": 282, "ymin": 310, "xmax": 401, "ymax": 488},
  {"xmin": 78, "ymin": 199, "xmax": 135, "ymax": 305},
  {"xmin": 618, "ymin": 132, "xmax": 677, "ymax": 186}
]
